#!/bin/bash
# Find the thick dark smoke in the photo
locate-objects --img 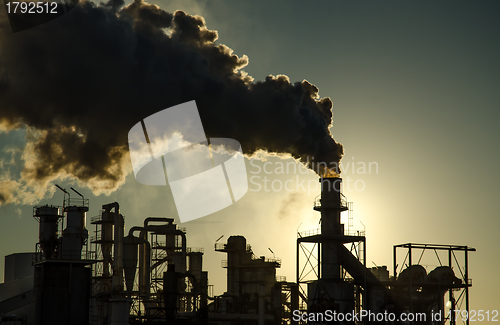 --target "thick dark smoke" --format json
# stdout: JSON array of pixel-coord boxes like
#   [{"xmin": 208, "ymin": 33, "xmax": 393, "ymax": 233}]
[{"xmin": 0, "ymin": 0, "xmax": 343, "ymax": 204}]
